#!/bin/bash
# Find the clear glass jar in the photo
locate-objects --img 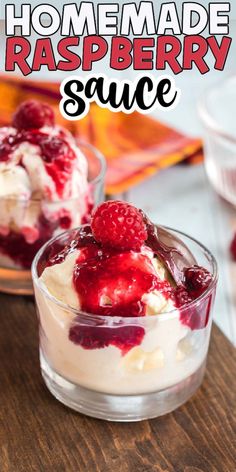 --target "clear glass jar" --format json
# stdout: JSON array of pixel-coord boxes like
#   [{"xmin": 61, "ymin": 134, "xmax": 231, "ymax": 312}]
[
  {"xmin": 32, "ymin": 227, "xmax": 218, "ymax": 422},
  {"xmin": 199, "ymin": 75, "xmax": 236, "ymax": 205},
  {"xmin": 0, "ymin": 142, "xmax": 105, "ymax": 295}
]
